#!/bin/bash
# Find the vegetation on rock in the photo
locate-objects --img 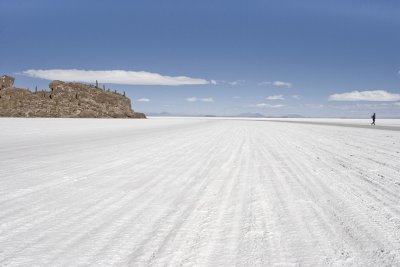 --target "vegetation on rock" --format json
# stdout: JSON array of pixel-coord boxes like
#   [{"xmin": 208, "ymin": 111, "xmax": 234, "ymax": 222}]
[{"xmin": 0, "ymin": 77, "xmax": 146, "ymax": 118}]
